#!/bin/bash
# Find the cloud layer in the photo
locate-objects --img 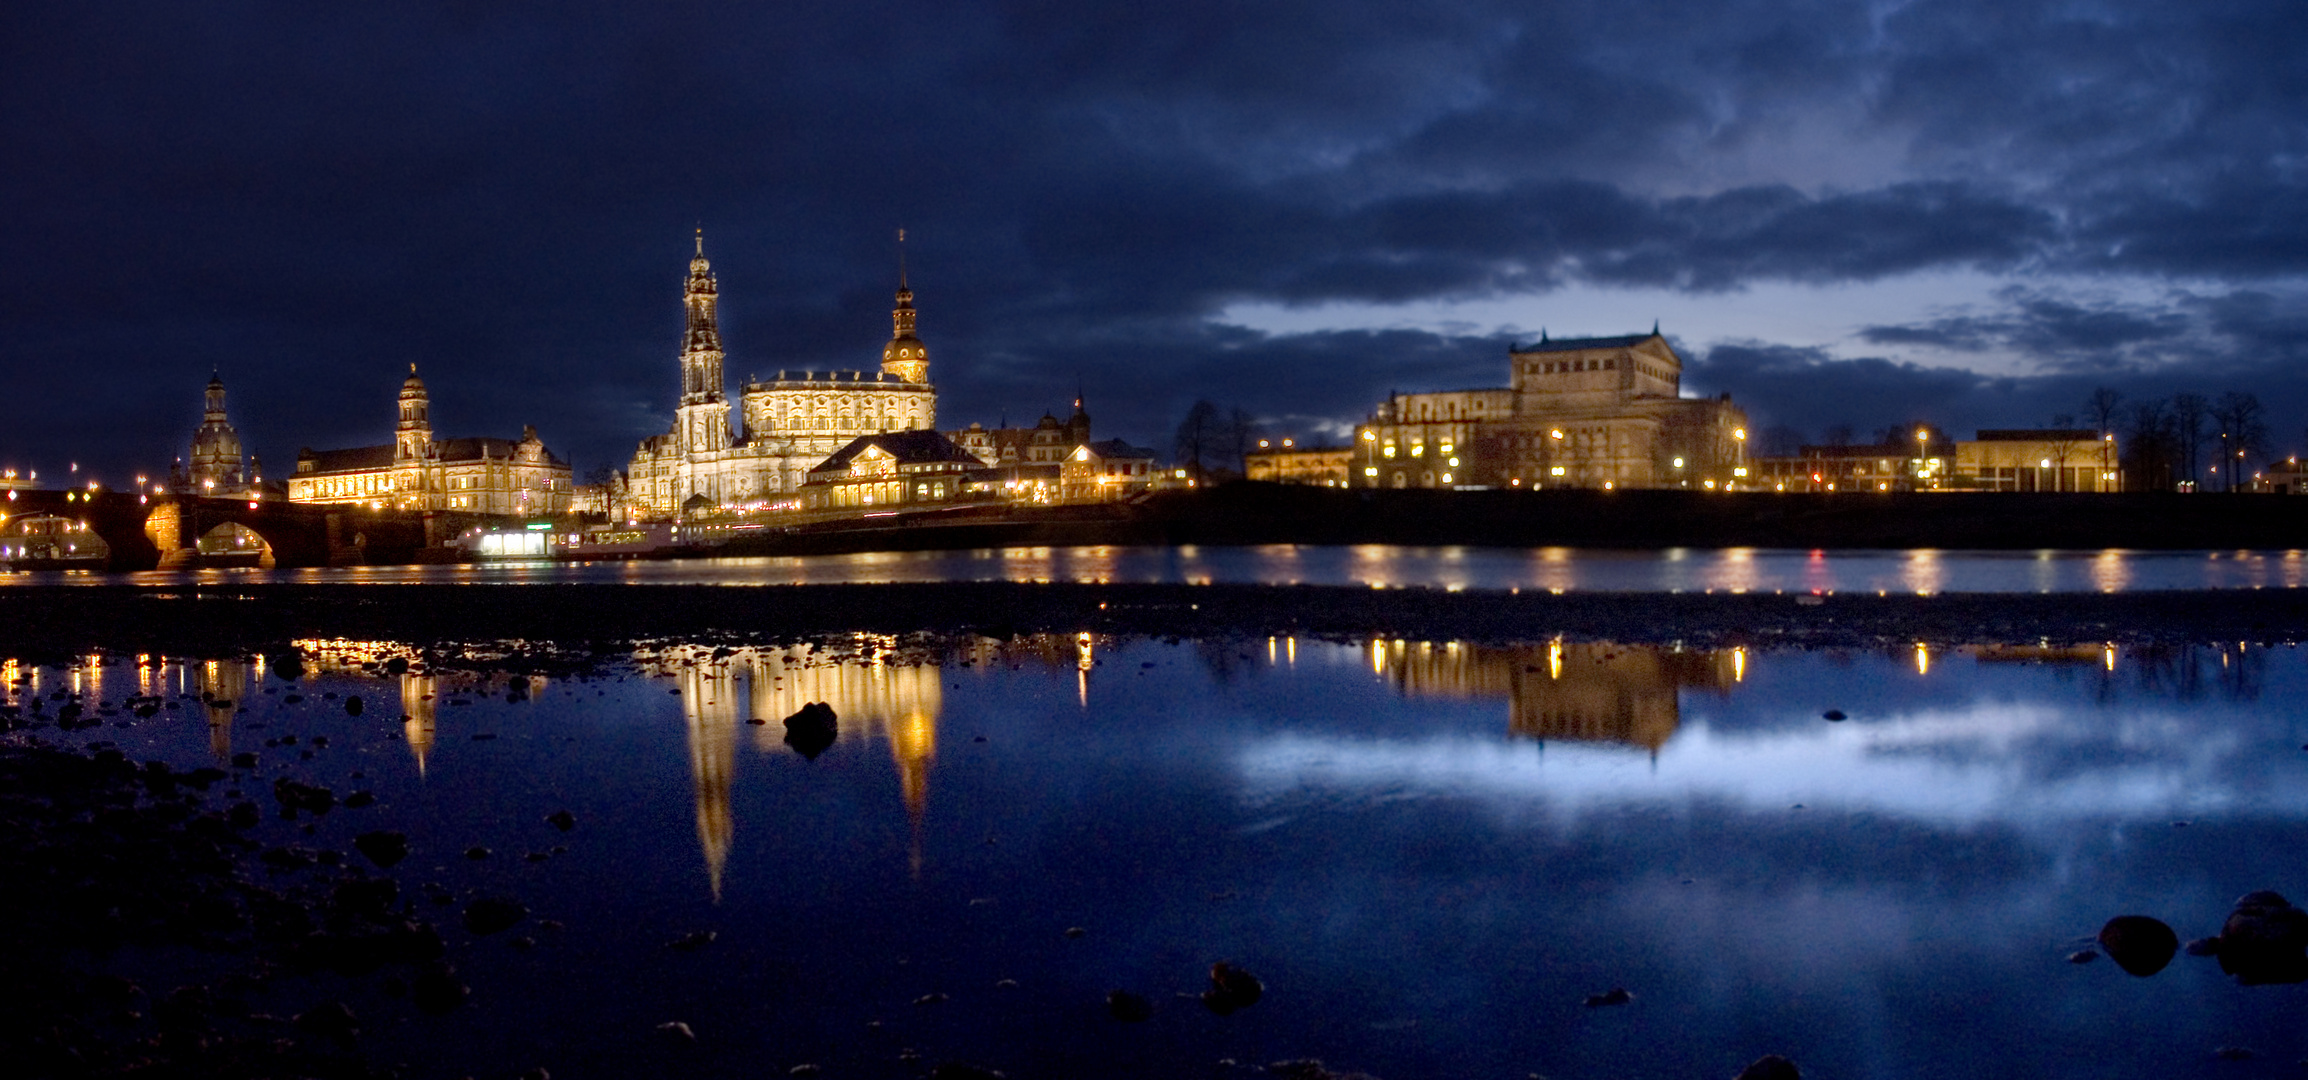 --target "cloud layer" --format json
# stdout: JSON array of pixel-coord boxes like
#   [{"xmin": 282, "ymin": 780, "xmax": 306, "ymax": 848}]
[{"xmin": 2, "ymin": 0, "xmax": 2305, "ymax": 476}]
